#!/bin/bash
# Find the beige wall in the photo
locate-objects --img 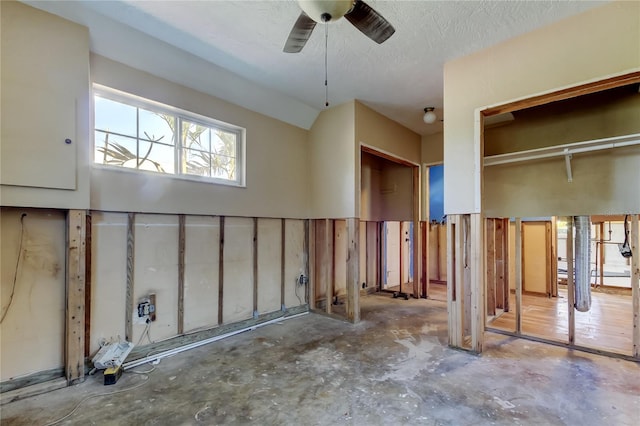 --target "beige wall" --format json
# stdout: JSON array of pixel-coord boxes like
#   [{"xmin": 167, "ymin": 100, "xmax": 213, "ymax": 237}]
[
  {"xmin": 360, "ymin": 152, "xmax": 383, "ymax": 221},
  {"xmin": 1, "ymin": 208, "xmax": 66, "ymax": 381},
  {"xmin": 422, "ymin": 133, "xmax": 444, "ymax": 165},
  {"xmin": 1, "ymin": 1, "xmax": 91, "ymax": 209},
  {"xmin": 380, "ymin": 163, "xmax": 413, "ymax": 221},
  {"xmin": 444, "ymin": 1, "xmax": 640, "ymax": 214},
  {"xmin": 90, "ymin": 55, "xmax": 310, "ymax": 218},
  {"xmin": 309, "ymin": 101, "xmax": 356, "ymax": 218}
]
